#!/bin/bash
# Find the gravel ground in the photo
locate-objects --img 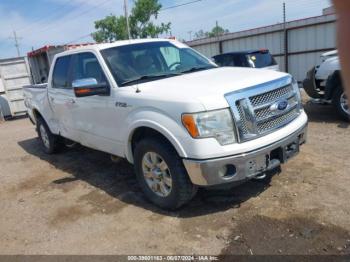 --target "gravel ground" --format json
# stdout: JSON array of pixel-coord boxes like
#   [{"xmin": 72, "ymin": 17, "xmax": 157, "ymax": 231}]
[{"xmin": 0, "ymin": 98, "xmax": 349, "ymax": 255}]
